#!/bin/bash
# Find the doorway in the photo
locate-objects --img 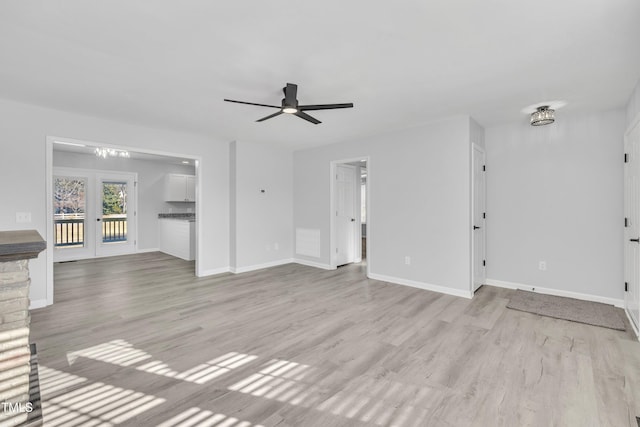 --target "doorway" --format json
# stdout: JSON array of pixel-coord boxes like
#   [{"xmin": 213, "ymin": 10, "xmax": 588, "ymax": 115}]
[
  {"xmin": 471, "ymin": 144, "xmax": 486, "ymax": 292},
  {"xmin": 46, "ymin": 136, "xmax": 202, "ymax": 307},
  {"xmin": 330, "ymin": 157, "xmax": 370, "ymax": 272},
  {"xmin": 624, "ymin": 119, "xmax": 640, "ymax": 335}
]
